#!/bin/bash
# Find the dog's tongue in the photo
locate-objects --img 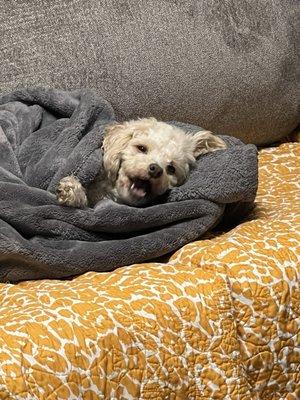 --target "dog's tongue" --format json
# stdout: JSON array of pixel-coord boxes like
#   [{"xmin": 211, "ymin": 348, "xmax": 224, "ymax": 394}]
[
  {"xmin": 130, "ymin": 179, "xmax": 149, "ymax": 197},
  {"xmin": 131, "ymin": 186, "xmax": 146, "ymax": 197}
]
